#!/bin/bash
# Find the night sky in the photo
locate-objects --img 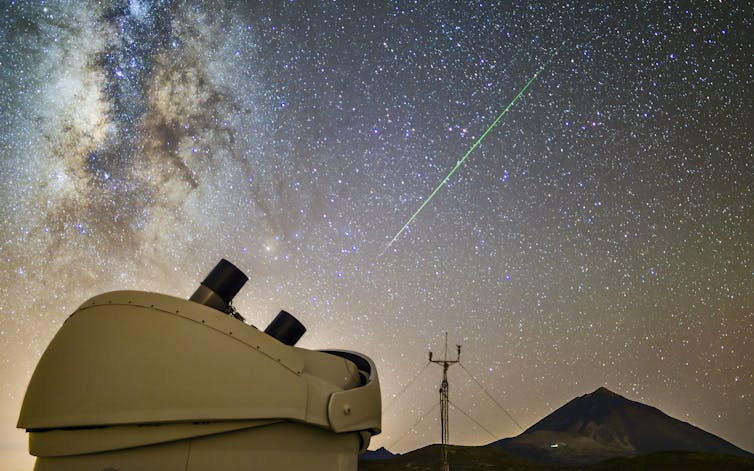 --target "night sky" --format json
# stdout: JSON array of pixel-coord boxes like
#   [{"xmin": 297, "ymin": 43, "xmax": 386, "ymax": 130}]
[{"xmin": 1, "ymin": 1, "xmax": 752, "ymax": 468}]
